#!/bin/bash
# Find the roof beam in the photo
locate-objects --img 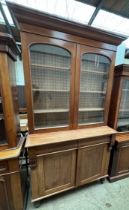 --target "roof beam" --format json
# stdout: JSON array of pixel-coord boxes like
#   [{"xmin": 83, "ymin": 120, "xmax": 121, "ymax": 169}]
[{"xmin": 88, "ymin": 0, "xmax": 105, "ymax": 25}]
